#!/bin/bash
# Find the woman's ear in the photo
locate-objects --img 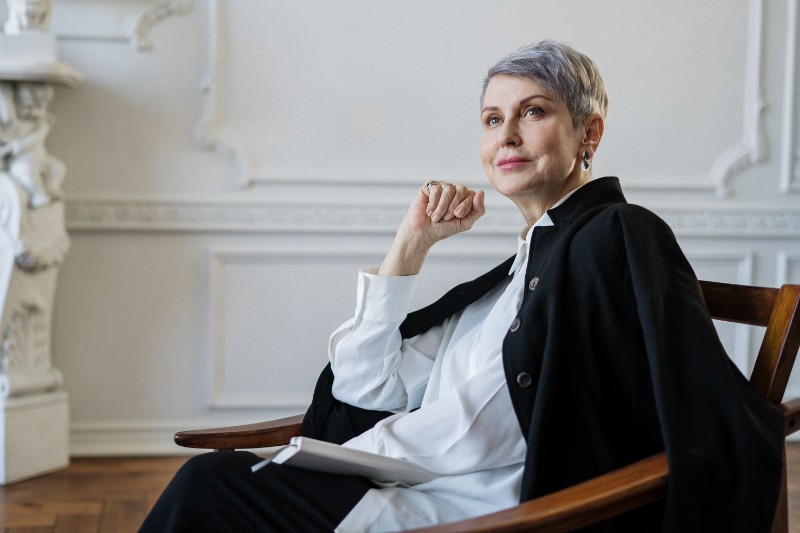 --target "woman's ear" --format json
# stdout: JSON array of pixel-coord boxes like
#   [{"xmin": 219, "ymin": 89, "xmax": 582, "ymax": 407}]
[{"xmin": 581, "ymin": 114, "xmax": 604, "ymax": 155}]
